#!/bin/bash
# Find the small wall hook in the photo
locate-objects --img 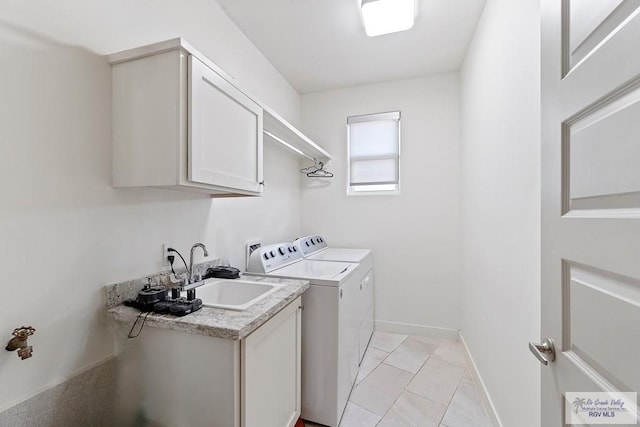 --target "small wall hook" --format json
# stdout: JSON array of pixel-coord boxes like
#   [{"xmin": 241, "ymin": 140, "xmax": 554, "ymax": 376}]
[{"xmin": 6, "ymin": 326, "xmax": 36, "ymax": 360}]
